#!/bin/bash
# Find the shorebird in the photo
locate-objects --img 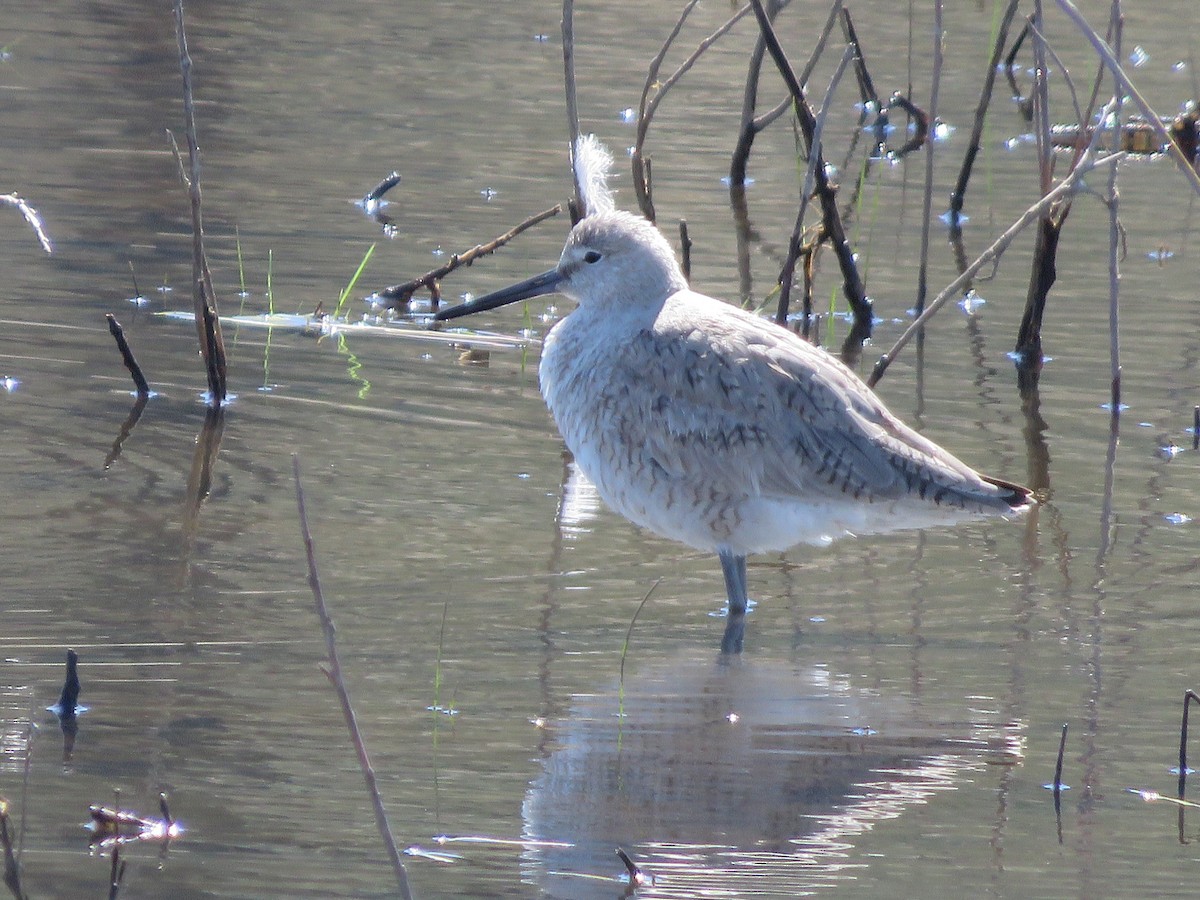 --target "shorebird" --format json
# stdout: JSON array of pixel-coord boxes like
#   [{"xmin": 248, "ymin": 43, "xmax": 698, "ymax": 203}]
[{"xmin": 435, "ymin": 137, "xmax": 1033, "ymax": 653}]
